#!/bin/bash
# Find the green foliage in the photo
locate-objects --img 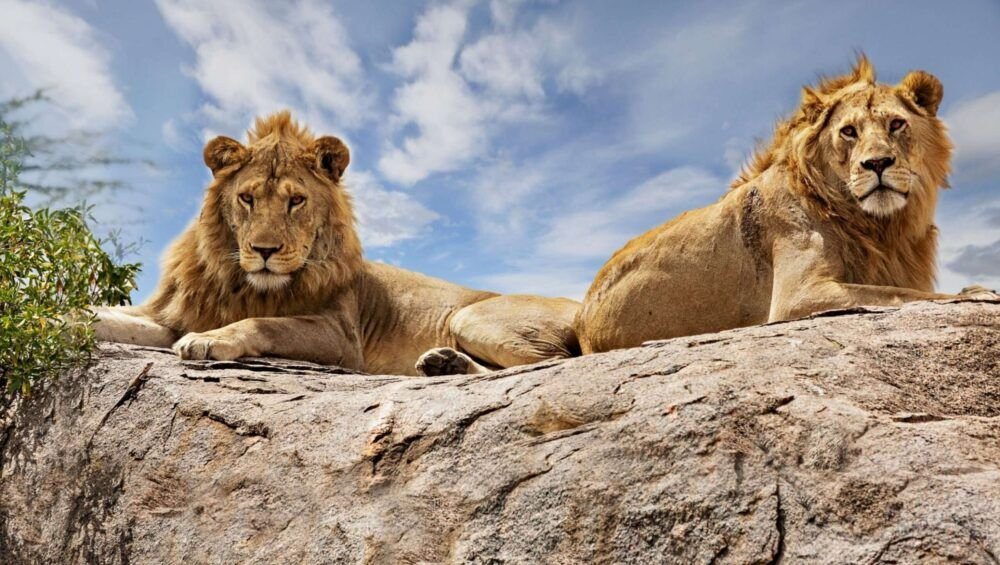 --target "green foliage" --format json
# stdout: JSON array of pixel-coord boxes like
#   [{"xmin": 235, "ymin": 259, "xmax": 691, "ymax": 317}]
[{"xmin": 0, "ymin": 114, "xmax": 139, "ymax": 397}]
